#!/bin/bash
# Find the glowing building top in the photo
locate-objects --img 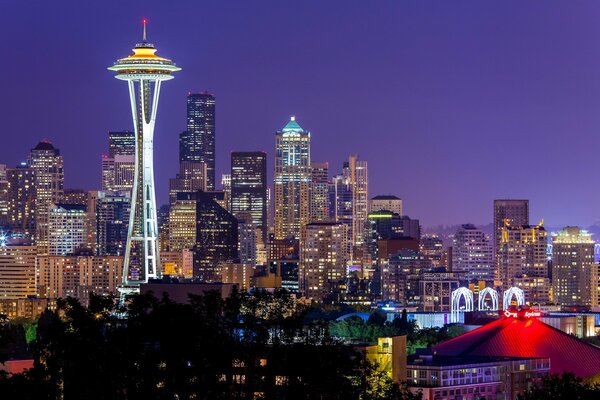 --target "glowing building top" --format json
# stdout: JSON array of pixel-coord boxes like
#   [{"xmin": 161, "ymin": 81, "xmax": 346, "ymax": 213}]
[{"xmin": 108, "ymin": 19, "xmax": 181, "ymax": 81}]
